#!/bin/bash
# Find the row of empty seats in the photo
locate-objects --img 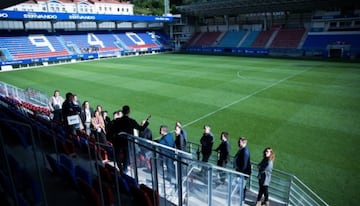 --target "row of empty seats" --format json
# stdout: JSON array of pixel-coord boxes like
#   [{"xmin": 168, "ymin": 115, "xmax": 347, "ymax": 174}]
[
  {"xmin": 251, "ymin": 30, "xmax": 274, "ymax": 48},
  {"xmin": 0, "ymin": 92, "xmax": 160, "ymax": 206},
  {"xmin": 186, "ymin": 29, "xmax": 360, "ymax": 50},
  {"xmin": 303, "ymin": 33, "xmax": 360, "ymax": 49},
  {"xmin": 192, "ymin": 31, "xmax": 222, "ymax": 46},
  {"xmin": 217, "ymin": 30, "xmax": 247, "ymax": 47},
  {"xmin": 45, "ymin": 153, "xmax": 115, "ymax": 206},
  {"xmin": 270, "ymin": 28, "xmax": 305, "ymax": 48},
  {"xmin": 0, "ymin": 153, "xmax": 42, "ymax": 206},
  {"xmin": 0, "ymin": 31, "xmax": 170, "ymax": 61}
]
